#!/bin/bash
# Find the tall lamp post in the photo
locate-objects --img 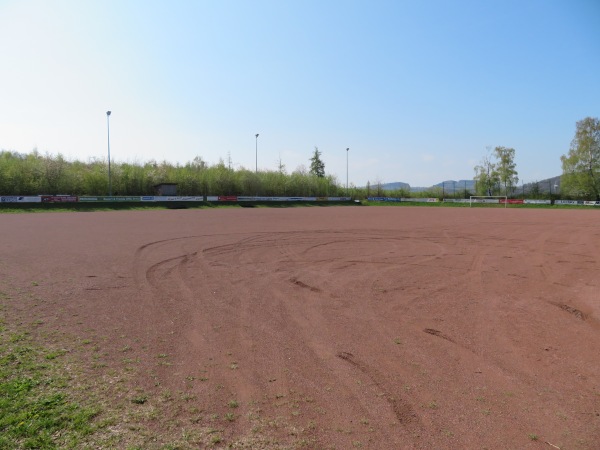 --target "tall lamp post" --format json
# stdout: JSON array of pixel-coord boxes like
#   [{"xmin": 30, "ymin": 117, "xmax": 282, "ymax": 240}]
[
  {"xmin": 346, "ymin": 148, "xmax": 349, "ymax": 195},
  {"xmin": 255, "ymin": 133, "xmax": 259, "ymax": 173},
  {"xmin": 106, "ymin": 111, "xmax": 112, "ymax": 196}
]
